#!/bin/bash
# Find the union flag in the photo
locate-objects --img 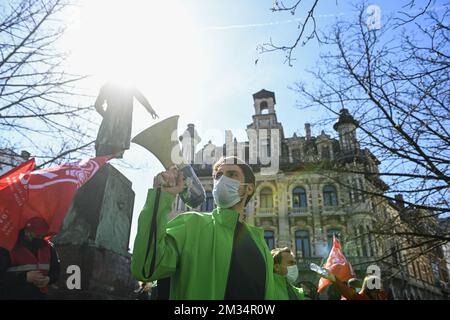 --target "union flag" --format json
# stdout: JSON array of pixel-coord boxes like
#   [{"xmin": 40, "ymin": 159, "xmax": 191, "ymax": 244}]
[
  {"xmin": 0, "ymin": 155, "xmax": 112, "ymax": 250},
  {"xmin": 317, "ymin": 235, "xmax": 355, "ymax": 293}
]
